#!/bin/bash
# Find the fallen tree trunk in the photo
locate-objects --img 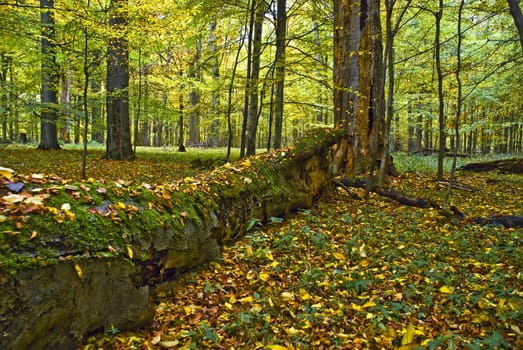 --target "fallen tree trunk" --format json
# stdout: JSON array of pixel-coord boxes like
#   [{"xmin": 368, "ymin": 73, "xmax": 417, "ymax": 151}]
[
  {"xmin": 334, "ymin": 178, "xmax": 440, "ymax": 208},
  {"xmin": 0, "ymin": 128, "xmax": 344, "ymax": 350},
  {"xmin": 335, "ymin": 178, "xmax": 523, "ymax": 228},
  {"xmin": 469, "ymin": 215, "xmax": 523, "ymax": 228},
  {"xmin": 459, "ymin": 158, "xmax": 523, "ymax": 174}
]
